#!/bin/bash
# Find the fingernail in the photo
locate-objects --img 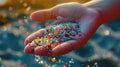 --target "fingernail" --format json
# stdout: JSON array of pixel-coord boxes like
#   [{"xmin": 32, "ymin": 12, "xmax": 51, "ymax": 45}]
[
  {"xmin": 24, "ymin": 39, "xmax": 30, "ymax": 46},
  {"xmin": 24, "ymin": 43, "xmax": 35, "ymax": 54}
]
